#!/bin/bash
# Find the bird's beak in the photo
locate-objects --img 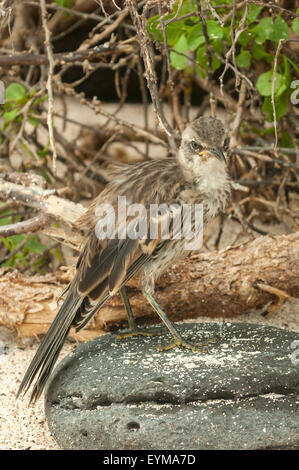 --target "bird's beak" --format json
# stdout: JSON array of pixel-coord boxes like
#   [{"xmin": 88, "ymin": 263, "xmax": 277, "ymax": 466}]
[
  {"xmin": 211, "ymin": 145, "xmax": 226, "ymax": 163},
  {"xmin": 198, "ymin": 145, "xmax": 226, "ymax": 163}
]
